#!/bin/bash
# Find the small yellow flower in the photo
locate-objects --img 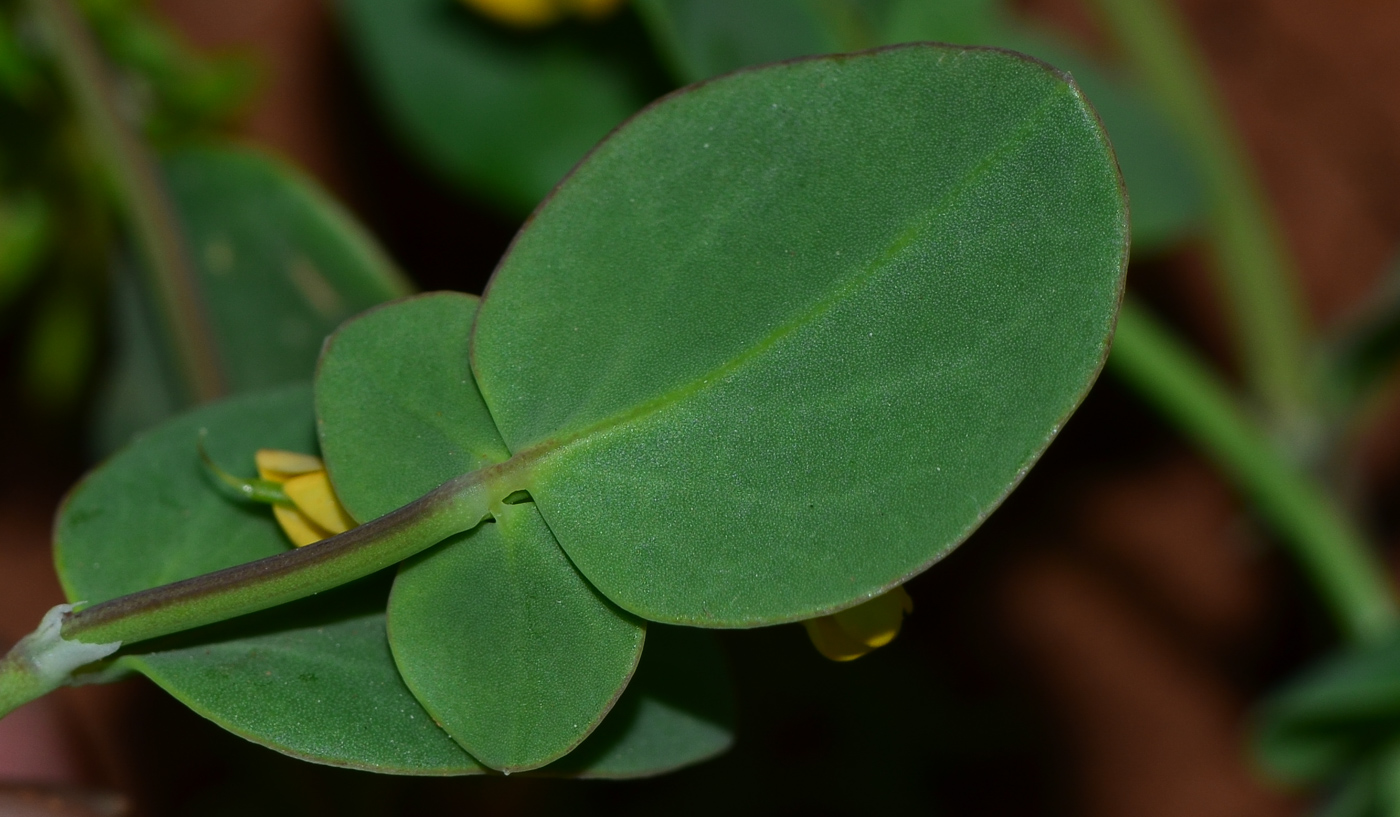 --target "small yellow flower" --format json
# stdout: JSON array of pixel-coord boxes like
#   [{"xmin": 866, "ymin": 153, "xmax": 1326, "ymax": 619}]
[
  {"xmin": 255, "ymin": 450, "xmax": 356, "ymax": 547},
  {"xmin": 458, "ymin": 0, "xmax": 625, "ymax": 28},
  {"xmin": 803, "ymin": 586, "xmax": 913, "ymax": 661}
]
